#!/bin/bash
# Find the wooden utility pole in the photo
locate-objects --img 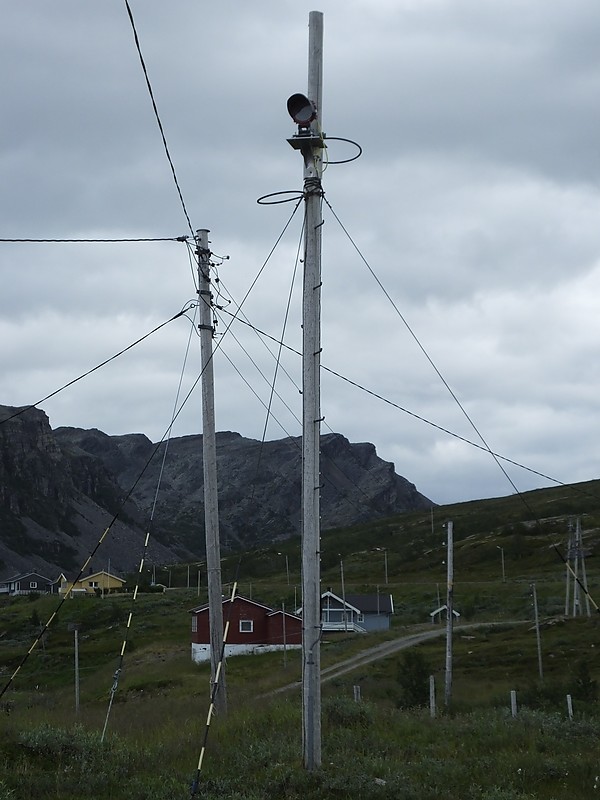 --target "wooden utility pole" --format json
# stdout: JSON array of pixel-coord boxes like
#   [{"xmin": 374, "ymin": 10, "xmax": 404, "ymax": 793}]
[
  {"xmin": 282, "ymin": 601, "xmax": 288, "ymax": 669},
  {"xmin": 444, "ymin": 520, "xmax": 454, "ymax": 707},
  {"xmin": 572, "ymin": 528, "xmax": 580, "ymax": 616},
  {"xmin": 565, "ymin": 519, "xmax": 573, "ymax": 615},
  {"xmin": 68, "ymin": 622, "xmax": 81, "ymax": 715},
  {"xmin": 577, "ymin": 517, "xmax": 591, "ymax": 617},
  {"xmin": 340, "ymin": 557, "xmax": 347, "ymax": 632},
  {"xmin": 287, "ymin": 10, "xmax": 324, "ymax": 771},
  {"xmin": 196, "ymin": 228, "xmax": 226, "ymax": 713},
  {"xmin": 531, "ymin": 582, "xmax": 543, "ymax": 681}
]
